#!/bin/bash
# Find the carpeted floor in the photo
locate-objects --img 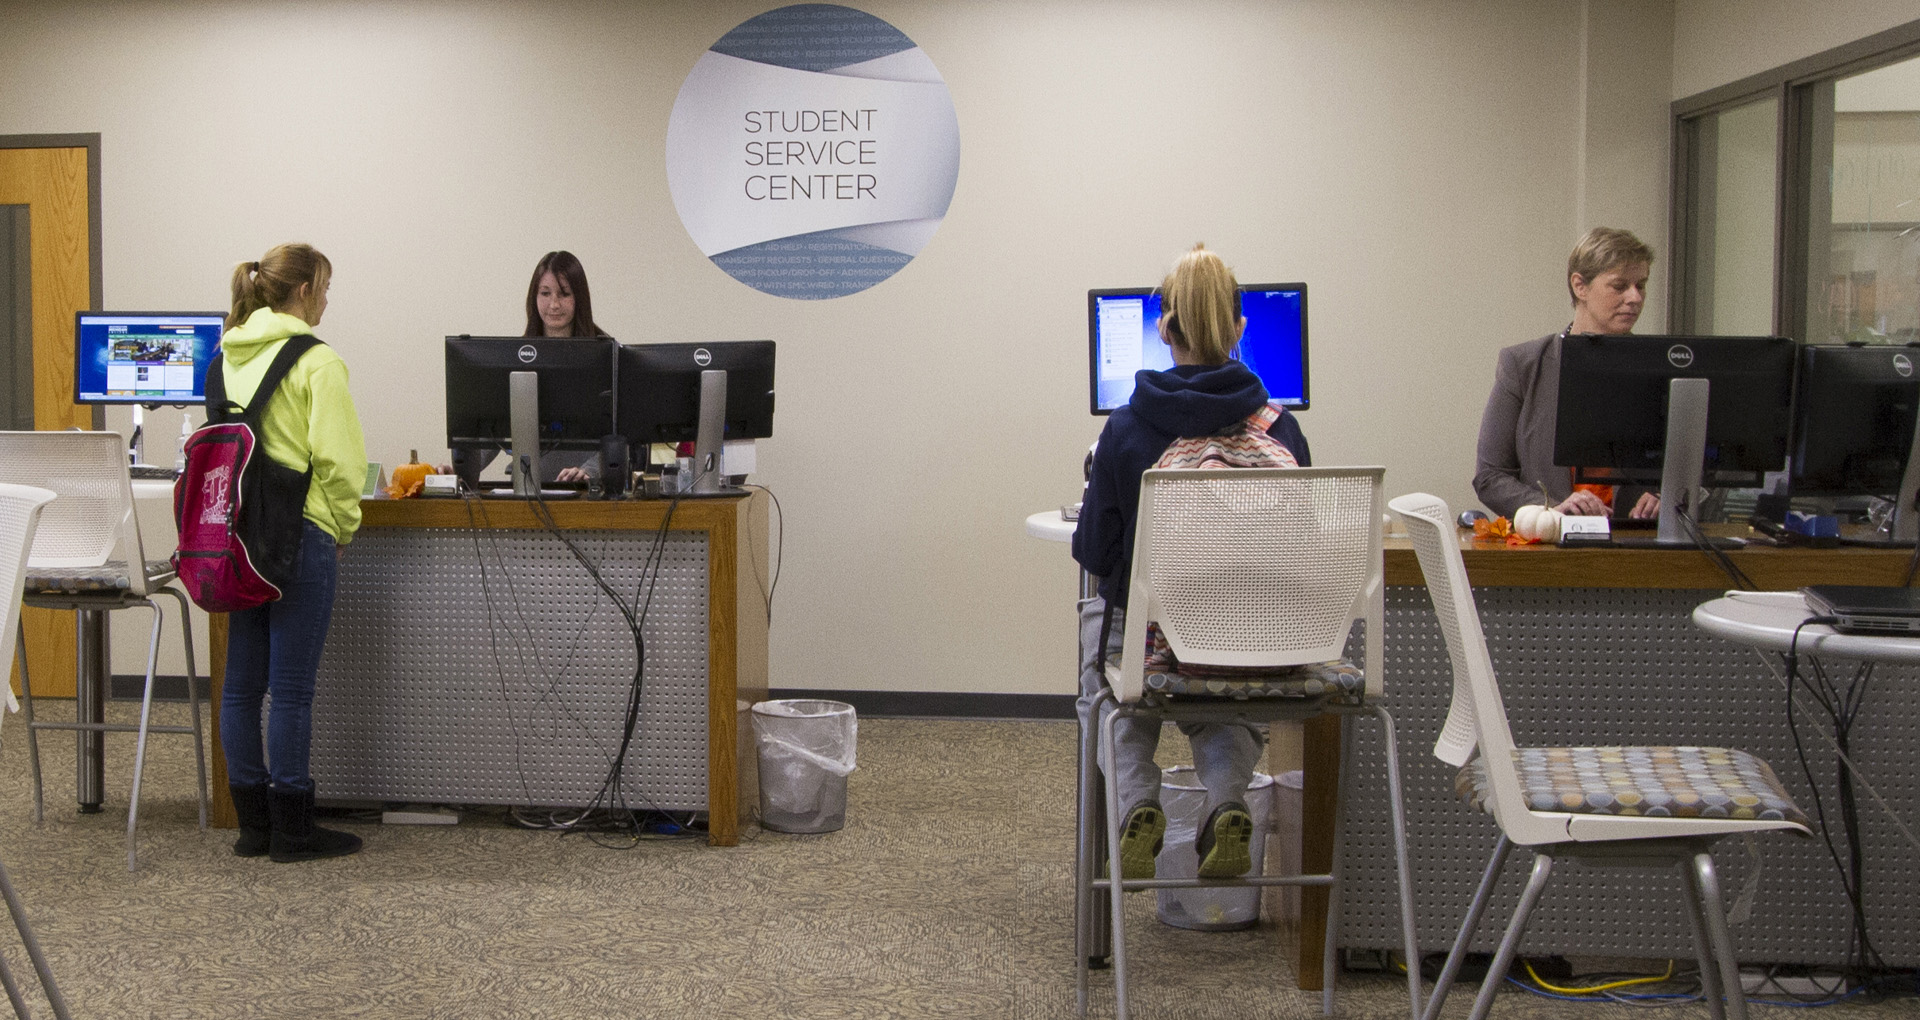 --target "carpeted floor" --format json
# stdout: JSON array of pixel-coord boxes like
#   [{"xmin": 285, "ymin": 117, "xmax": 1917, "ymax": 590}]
[{"xmin": 0, "ymin": 704, "xmax": 1910, "ymax": 1019}]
